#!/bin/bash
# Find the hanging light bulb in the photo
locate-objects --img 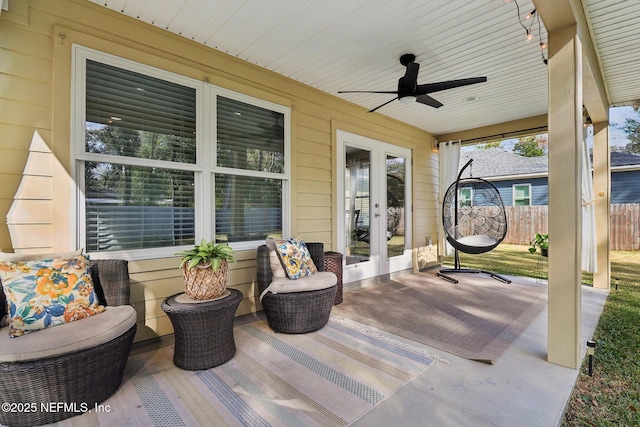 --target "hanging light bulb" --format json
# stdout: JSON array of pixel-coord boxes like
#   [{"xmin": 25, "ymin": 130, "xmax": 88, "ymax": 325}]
[
  {"xmin": 526, "ymin": 30, "xmax": 533, "ymax": 42},
  {"xmin": 526, "ymin": 9, "xmax": 536, "ymax": 20},
  {"xmin": 540, "ymin": 41, "xmax": 547, "ymax": 49}
]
